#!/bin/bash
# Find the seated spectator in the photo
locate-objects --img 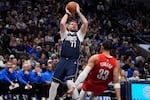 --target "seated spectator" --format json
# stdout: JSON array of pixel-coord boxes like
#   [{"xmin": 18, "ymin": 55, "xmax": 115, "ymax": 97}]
[
  {"xmin": 48, "ymin": 46, "xmax": 56, "ymax": 57},
  {"xmin": 9, "ymin": 35, "xmax": 18, "ymax": 49},
  {"xmin": 14, "ymin": 41, "xmax": 26, "ymax": 58},
  {"xmin": 38, "ymin": 53, "xmax": 48, "ymax": 66},
  {"xmin": 44, "ymin": 31, "xmax": 55, "ymax": 46},
  {"xmin": 30, "ymin": 65, "xmax": 43, "ymax": 100},
  {"xmin": 9, "ymin": 54, "xmax": 15, "ymax": 62},
  {"xmin": 17, "ymin": 61, "xmax": 32, "ymax": 87},
  {"xmin": 33, "ymin": 33, "xmax": 42, "ymax": 45},
  {"xmin": 0, "ymin": 55, "xmax": 5, "ymax": 69},
  {"xmin": 35, "ymin": 45, "xmax": 42, "ymax": 59},
  {"xmin": 128, "ymin": 70, "xmax": 140, "ymax": 81},
  {"xmin": 17, "ymin": 61, "xmax": 33, "ymax": 99},
  {"xmin": 28, "ymin": 55, "xmax": 37, "ymax": 69},
  {"xmin": 122, "ymin": 58, "xmax": 130, "ymax": 71},
  {"xmin": 127, "ymin": 61, "xmax": 138, "ymax": 78},
  {"xmin": 118, "ymin": 55, "xmax": 125, "ymax": 68},
  {"xmin": 12, "ymin": 58, "xmax": 20, "ymax": 71},
  {"xmin": 120, "ymin": 69, "xmax": 127, "ymax": 82},
  {"xmin": 0, "ymin": 70, "xmax": 3, "ymax": 95},
  {"xmin": 30, "ymin": 65, "xmax": 42, "ymax": 83},
  {"xmin": 38, "ymin": 53, "xmax": 48, "ymax": 72},
  {"xmin": 51, "ymin": 53, "xmax": 57, "ymax": 60},
  {"xmin": 25, "ymin": 42, "xmax": 34, "ymax": 57},
  {"xmin": 2, "ymin": 61, "xmax": 17, "ymax": 84},
  {"xmin": 47, "ymin": 58, "xmax": 53, "ymax": 64},
  {"xmin": 0, "ymin": 61, "xmax": 18, "ymax": 95},
  {"xmin": 52, "ymin": 57, "xmax": 58, "ymax": 69},
  {"xmin": 42, "ymin": 62, "xmax": 54, "ymax": 85},
  {"xmin": 16, "ymin": 18, "xmax": 27, "ymax": 30},
  {"xmin": 0, "ymin": 70, "xmax": 3, "ymax": 80},
  {"xmin": 41, "ymin": 62, "xmax": 54, "ymax": 99},
  {"xmin": 139, "ymin": 61, "xmax": 150, "ymax": 79}
]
